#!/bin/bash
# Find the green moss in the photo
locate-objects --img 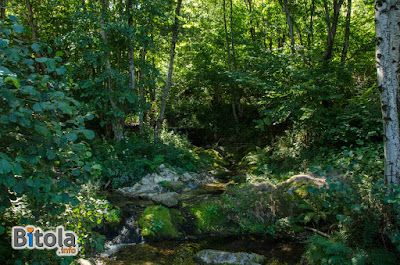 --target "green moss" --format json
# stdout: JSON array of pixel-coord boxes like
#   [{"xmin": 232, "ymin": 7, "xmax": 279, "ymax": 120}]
[
  {"xmin": 189, "ymin": 202, "xmax": 225, "ymax": 234},
  {"xmin": 159, "ymin": 180, "xmax": 184, "ymax": 192},
  {"xmin": 138, "ymin": 205, "xmax": 182, "ymax": 239}
]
